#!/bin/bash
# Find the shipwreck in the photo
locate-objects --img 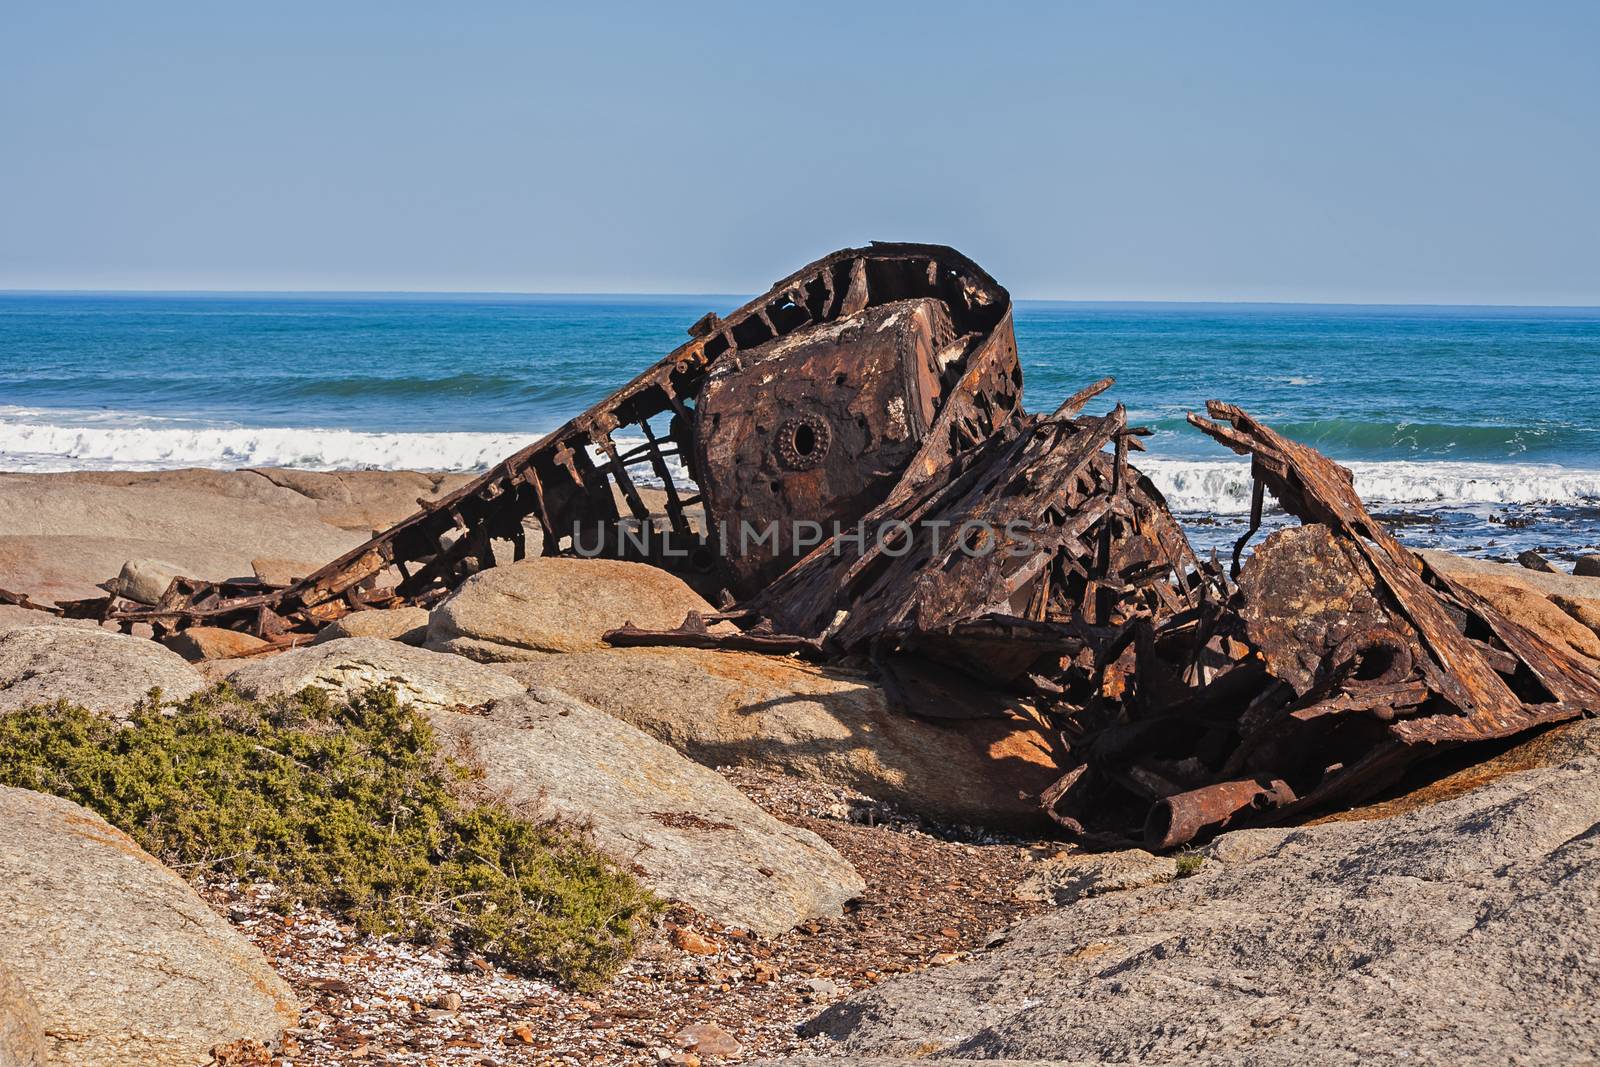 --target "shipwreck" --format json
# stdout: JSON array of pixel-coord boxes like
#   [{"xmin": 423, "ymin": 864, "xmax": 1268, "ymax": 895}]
[{"xmin": 16, "ymin": 242, "xmax": 1600, "ymax": 849}]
